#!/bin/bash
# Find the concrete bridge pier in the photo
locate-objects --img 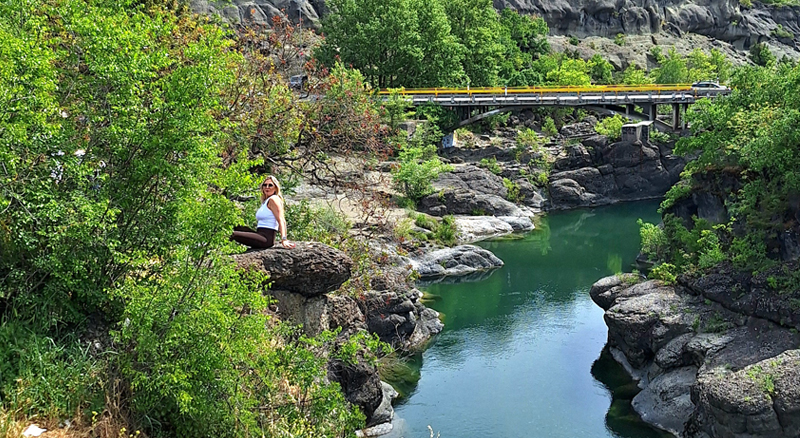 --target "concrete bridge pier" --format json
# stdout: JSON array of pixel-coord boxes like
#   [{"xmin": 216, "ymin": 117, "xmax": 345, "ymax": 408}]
[
  {"xmin": 672, "ymin": 103, "xmax": 681, "ymax": 131},
  {"xmin": 682, "ymin": 103, "xmax": 688, "ymax": 130},
  {"xmin": 642, "ymin": 103, "xmax": 657, "ymax": 122}
]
